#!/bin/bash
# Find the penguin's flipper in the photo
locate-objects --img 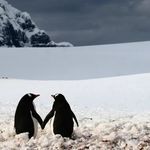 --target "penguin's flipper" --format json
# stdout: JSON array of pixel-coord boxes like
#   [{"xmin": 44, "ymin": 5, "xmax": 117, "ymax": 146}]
[
  {"xmin": 71, "ymin": 111, "xmax": 79, "ymax": 127},
  {"xmin": 31, "ymin": 106, "xmax": 43, "ymax": 128},
  {"xmin": 43, "ymin": 110, "xmax": 54, "ymax": 129}
]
